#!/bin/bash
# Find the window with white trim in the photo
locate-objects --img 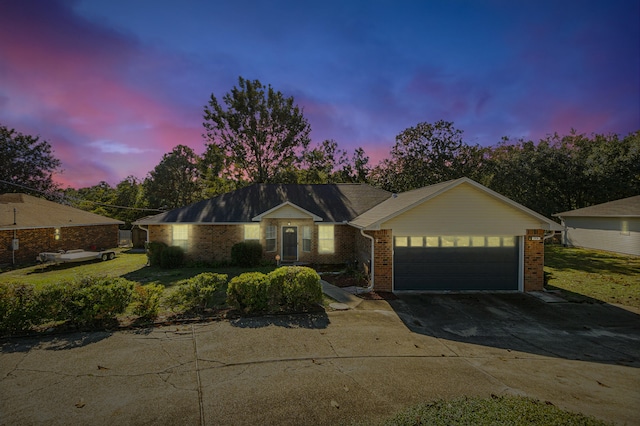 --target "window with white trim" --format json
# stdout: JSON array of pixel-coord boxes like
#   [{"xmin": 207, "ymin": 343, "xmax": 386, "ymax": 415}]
[
  {"xmin": 266, "ymin": 225, "xmax": 276, "ymax": 251},
  {"xmin": 172, "ymin": 225, "xmax": 189, "ymax": 251},
  {"xmin": 318, "ymin": 225, "xmax": 334, "ymax": 254},
  {"xmin": 302, "ymin": 226, "xmax": 311, "ymax": 252},
  {"xmin": 244, "ymin": 224, "xmax": 260, "ymax": 241}
]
